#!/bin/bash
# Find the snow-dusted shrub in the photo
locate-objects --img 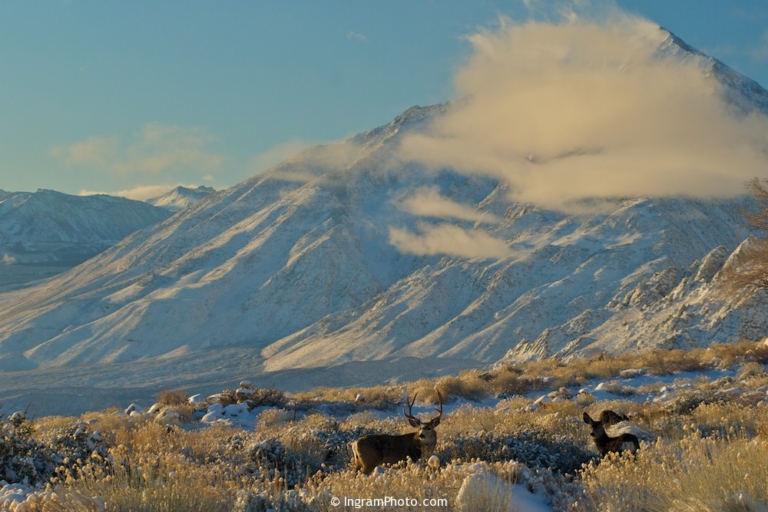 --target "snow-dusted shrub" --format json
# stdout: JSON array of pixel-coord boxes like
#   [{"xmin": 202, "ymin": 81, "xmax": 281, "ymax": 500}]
[
  {"xmin": 124, "ymin": 403, "xmax": 144, "ymax": 415},
  {"xmin": 600, "ymin": 380, "xmax": 636, "ymax": 397},
  {"xmin": 249, "ymin": 387, "xmax": 286, "ymax": 408},
  {"xmin": 154, "ymin": 408, "xmax": 181, "ymax": 427},
  {"xmin": 343, "ymin": 410, "xmax": 379, "ymax": 427},
  {"xmin": 455, "ymin": 470, "xmax": 514, "ymax": 512},
  {"xmin": 212, "ymin": 389, "xmax": 239, "ymax": 406},
  {"xmin": 257, "ymin": 408, "xmax": 294, "ymax": 428},
  {"xmin": 0, "ymin": 414, "xmax": 56, "ymax": 486},
  {"xmin": 245, "ymin": 414, "xmax": 361, "ymax": 487},
  {"xmin": 438, "ymin": 429, "xmax": 591, "ymax": 474},
  {"xmin": 575, "ymin": 390, "xmax": 596, "ymax": 406}
]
